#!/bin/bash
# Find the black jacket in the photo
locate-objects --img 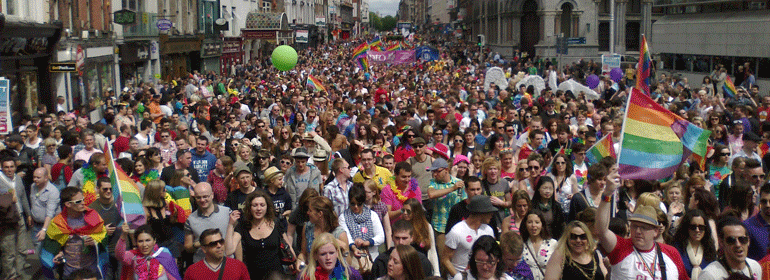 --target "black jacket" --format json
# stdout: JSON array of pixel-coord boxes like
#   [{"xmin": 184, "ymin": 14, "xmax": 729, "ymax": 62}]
[{"xmin": 369, "ymin": 246, "xmax": 432, "ymax": 280}]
